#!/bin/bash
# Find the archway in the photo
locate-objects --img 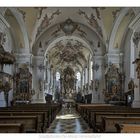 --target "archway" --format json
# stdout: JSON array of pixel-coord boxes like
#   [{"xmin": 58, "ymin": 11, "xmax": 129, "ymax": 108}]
[{"xmin": 44, "ymin": 36, "xmax": 92, "ymax": 102}]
